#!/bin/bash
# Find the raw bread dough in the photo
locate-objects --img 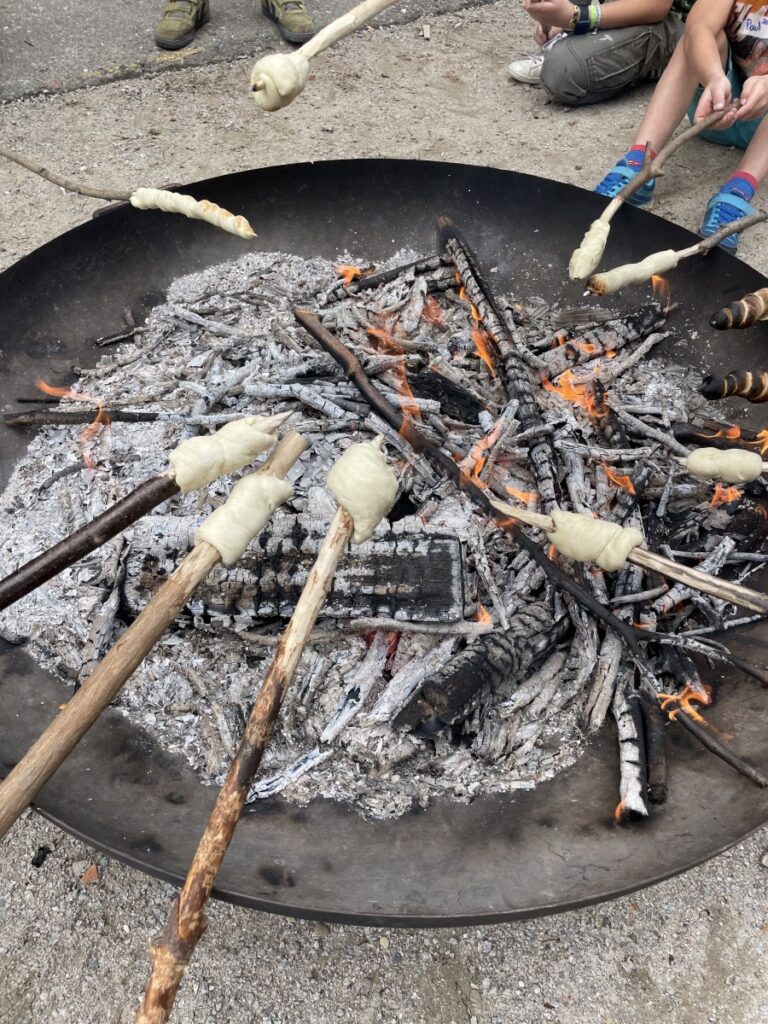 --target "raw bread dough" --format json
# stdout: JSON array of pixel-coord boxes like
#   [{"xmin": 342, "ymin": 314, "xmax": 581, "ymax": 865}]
[
  {"xmin": 569, "ymin": 220, "xmax": 611, "ymax": 281},
  {"xmin": 129, "ymin": 188, "xmax": 255, "ymax": 239},
  {"xmin": 250, "ymin": 53, "xmax": 310, "ymax": 111},
  {"xmin": 169, "ymin": 415, "xmax": 286, "ymax": 493},
  {"xmin": 195, "ymin": 473, "xmax": 293, "ymax": 565},
  {"xmin": 588, "ymin": 250, "xmax": 679, "ymax": 295},
  {"xmin": 326, "ymin": 442, "xmax": 398, "ymax": 543},
  {"xmin": 547, "ymin": 510, "xmax": 643, "ymax": 572},
  {"xmin": 686, "ymin": 446, "xmax": 763, "ymax": 483}
]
